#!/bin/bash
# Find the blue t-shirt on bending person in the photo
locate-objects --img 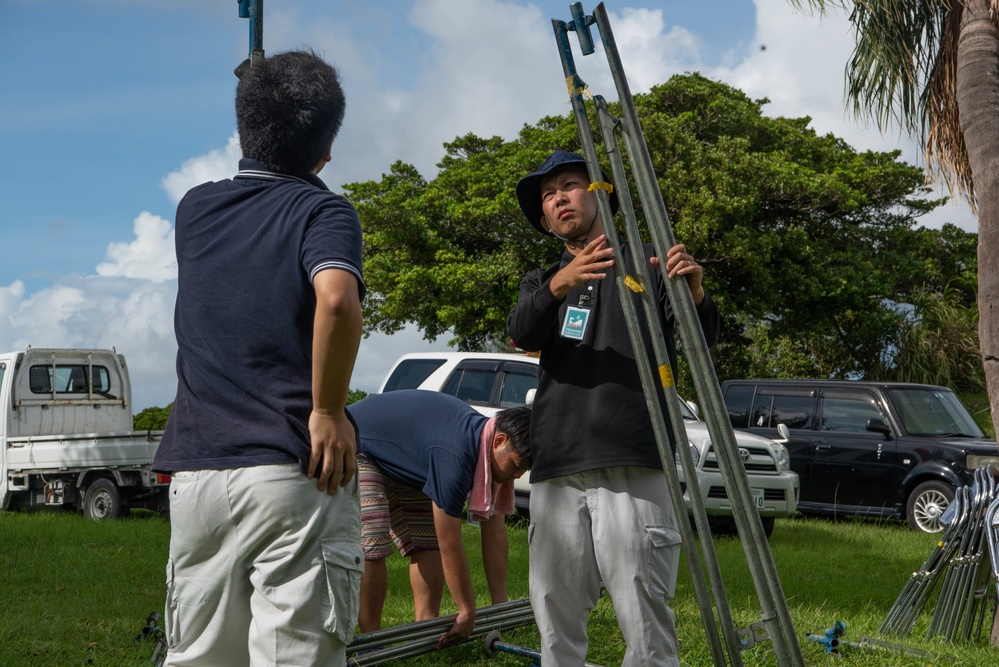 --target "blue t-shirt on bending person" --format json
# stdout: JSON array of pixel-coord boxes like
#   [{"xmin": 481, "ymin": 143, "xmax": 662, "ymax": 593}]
[{"xmin": 348, "ymin": 390, "xmax": 487, "ymax": 518}]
